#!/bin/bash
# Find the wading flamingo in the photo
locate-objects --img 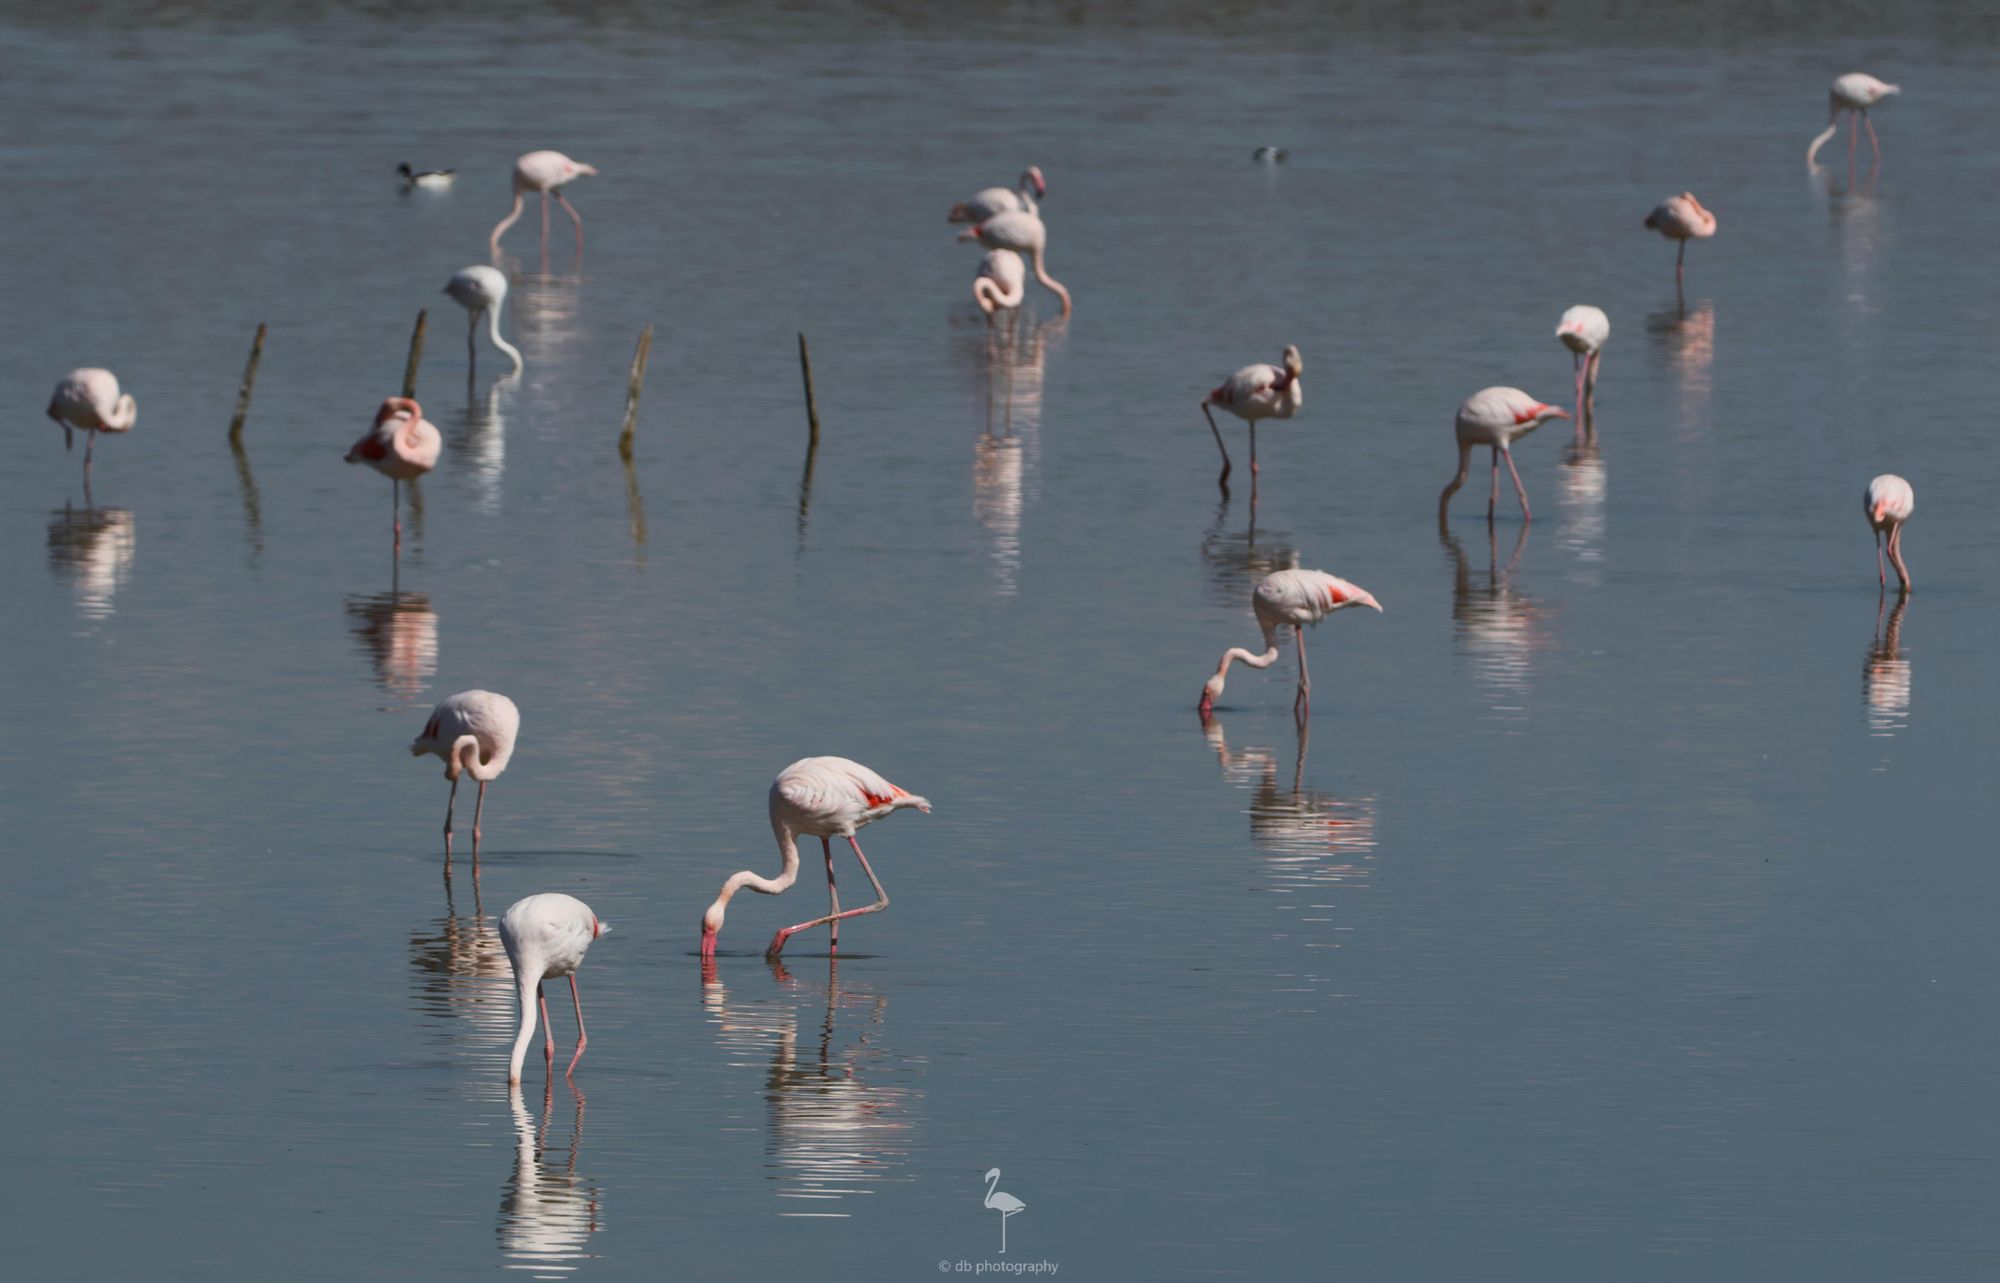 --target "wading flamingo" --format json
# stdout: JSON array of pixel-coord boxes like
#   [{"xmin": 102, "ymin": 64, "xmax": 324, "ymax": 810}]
[
  {"xmin": 1808, "ymin": 74, "xmax": 1899, "ymax": 168},
  {"xmin": 1865, "ymin": 473, "xmax": 1914, "ymax": 593},
  {"xmin": 973, "ymin": 248, "xmax": 1026, "ymax": 318},
  {"xmin": 410, "ymin": 689, "xmax": 521, "ymax": 866},
  {"xmin": 445, "ymin": 265, "xmax": 525, "ymax": 375},
  {"xmin": 46, "ymin": 368, "xmax": 136, "ymax": 472},
  {"xmin": 490, "ymin": 151, "xmax": 598, "ymax": 260},
  {"xmin": 1555, "ymin": 306, "xmax": 1609, "ymax": 422},
  {"xmin": 984, "ymin": 1168, "xmax": 1026, "ymax": 1254},
  {"xmin": 1644, "ymin": 193, "xmax": 1716, "ymax": 290},
  {"xmin": 948, "ymin": 166, "xmax": 1045, "ymax": 223},
  {"xmin": 1202, "ymin": 346, "xmax": 1303, "ymax": 488},
  {"xmin": 344, "ymin": 396, "xmax": 441, "ymax": 553},
  {"xmin": 1199, "ymin": 568, "xmax": 1382, "ymax": 719},
  {"xmin": 501, "ymin": 893, "xmax": 608, "ymax": 1084},
  {"xmin": 701, "ymin": 757, "xmax": 932, "ymax": 960},
  {"xmin": 1439, "ymin": 387, "xmax": 1569, "ymax": 522},
  {"xmin": 958, "ymin": 211, "xmax": 1071, "ymax": 315}
]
